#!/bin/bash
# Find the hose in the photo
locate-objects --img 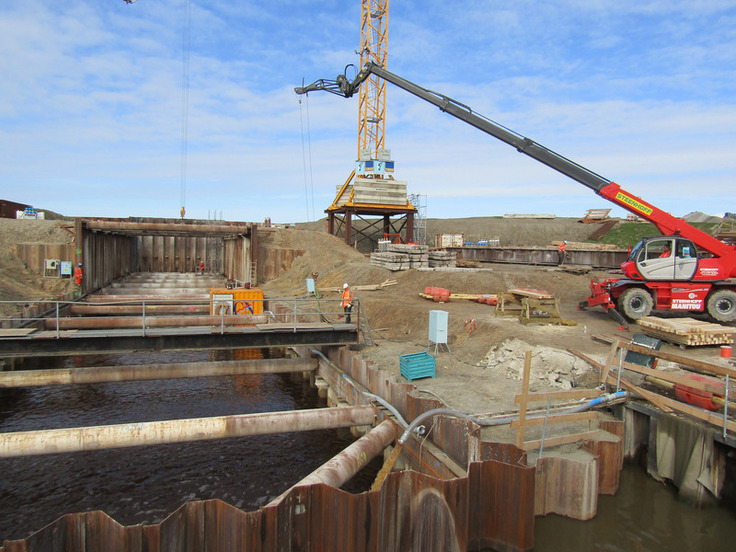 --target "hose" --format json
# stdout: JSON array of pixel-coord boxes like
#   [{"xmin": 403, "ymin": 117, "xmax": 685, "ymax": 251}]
[
  {"xmin": 309, "ymin": 347, "xmax": 628, "ymax": 447},
  {"xmin": 398, "ymin": 391, "xmax": 628, "ymax": 445},
  {"xmin": 309, "ymin": 349, "xmax": 409, "ymax": 428}
]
